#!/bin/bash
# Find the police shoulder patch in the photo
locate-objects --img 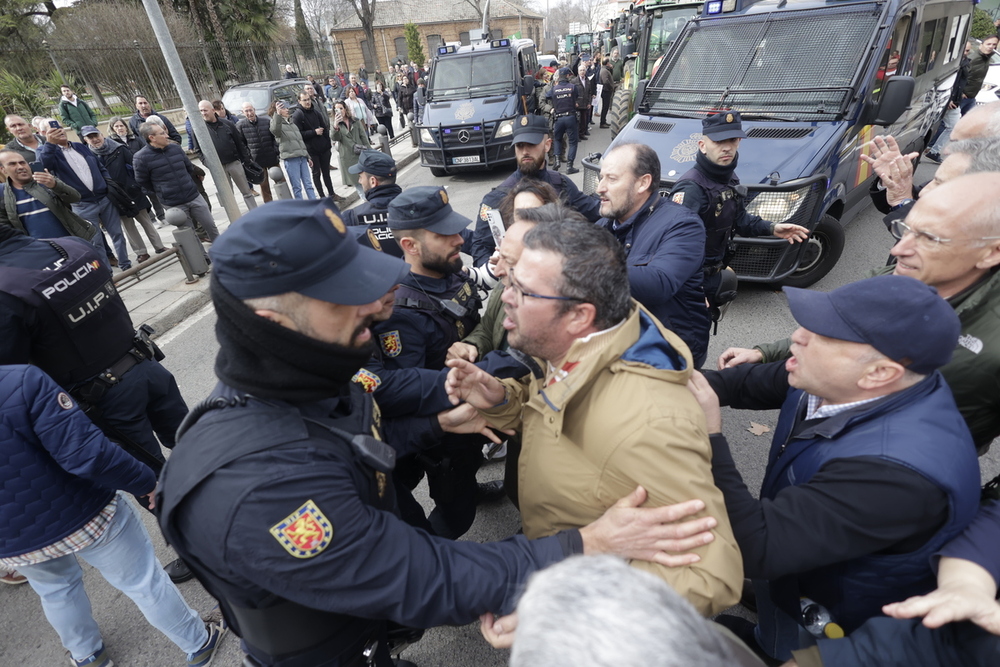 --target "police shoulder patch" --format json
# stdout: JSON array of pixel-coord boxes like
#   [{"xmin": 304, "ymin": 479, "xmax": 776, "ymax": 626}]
[
  {"xmin": 352, "ymin": 368, "xmax": 382, "ymax": 393},
  {"xmin": 672, "ymin": 192, "xmax": 685, "ymax": 205},
  {"xmin": 269, "ymin": 500, "xmax": 334, "ymax": 558},
  {"xmin": 480, "ymin": 203, "xmax": 493, "ymax": 222},
  {"xmin": 379, "ymin": 330, "xmax": 402, "ymax": 357},
  {"xmin": 56, "ymin": 391, "xmax": 74, "ymax": 410}
]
